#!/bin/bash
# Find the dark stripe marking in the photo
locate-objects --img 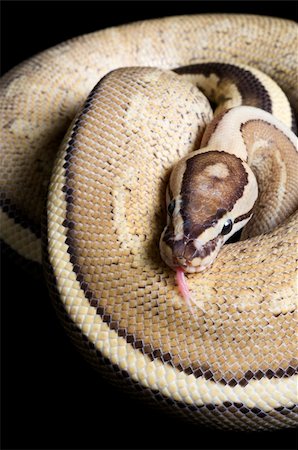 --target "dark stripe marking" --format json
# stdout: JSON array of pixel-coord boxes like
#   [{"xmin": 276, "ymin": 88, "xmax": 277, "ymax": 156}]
[
  {"xmin": 234, "ymin": 208, "xmax": 254, "ymax": 224},
  {"xmin": 175, "ymin": 62, "xmax": 273, "ymax": 113},
  {"xmin": 0, "ymin": 193, "xmax": 41, "ymax": 238}
]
